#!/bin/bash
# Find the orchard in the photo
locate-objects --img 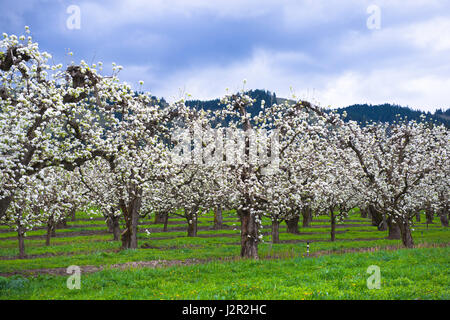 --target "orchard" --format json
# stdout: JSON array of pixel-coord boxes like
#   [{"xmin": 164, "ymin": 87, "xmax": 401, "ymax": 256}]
[{"xmin": 0, "ymin": 30, "xmax": 449, "ymax": 300}]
